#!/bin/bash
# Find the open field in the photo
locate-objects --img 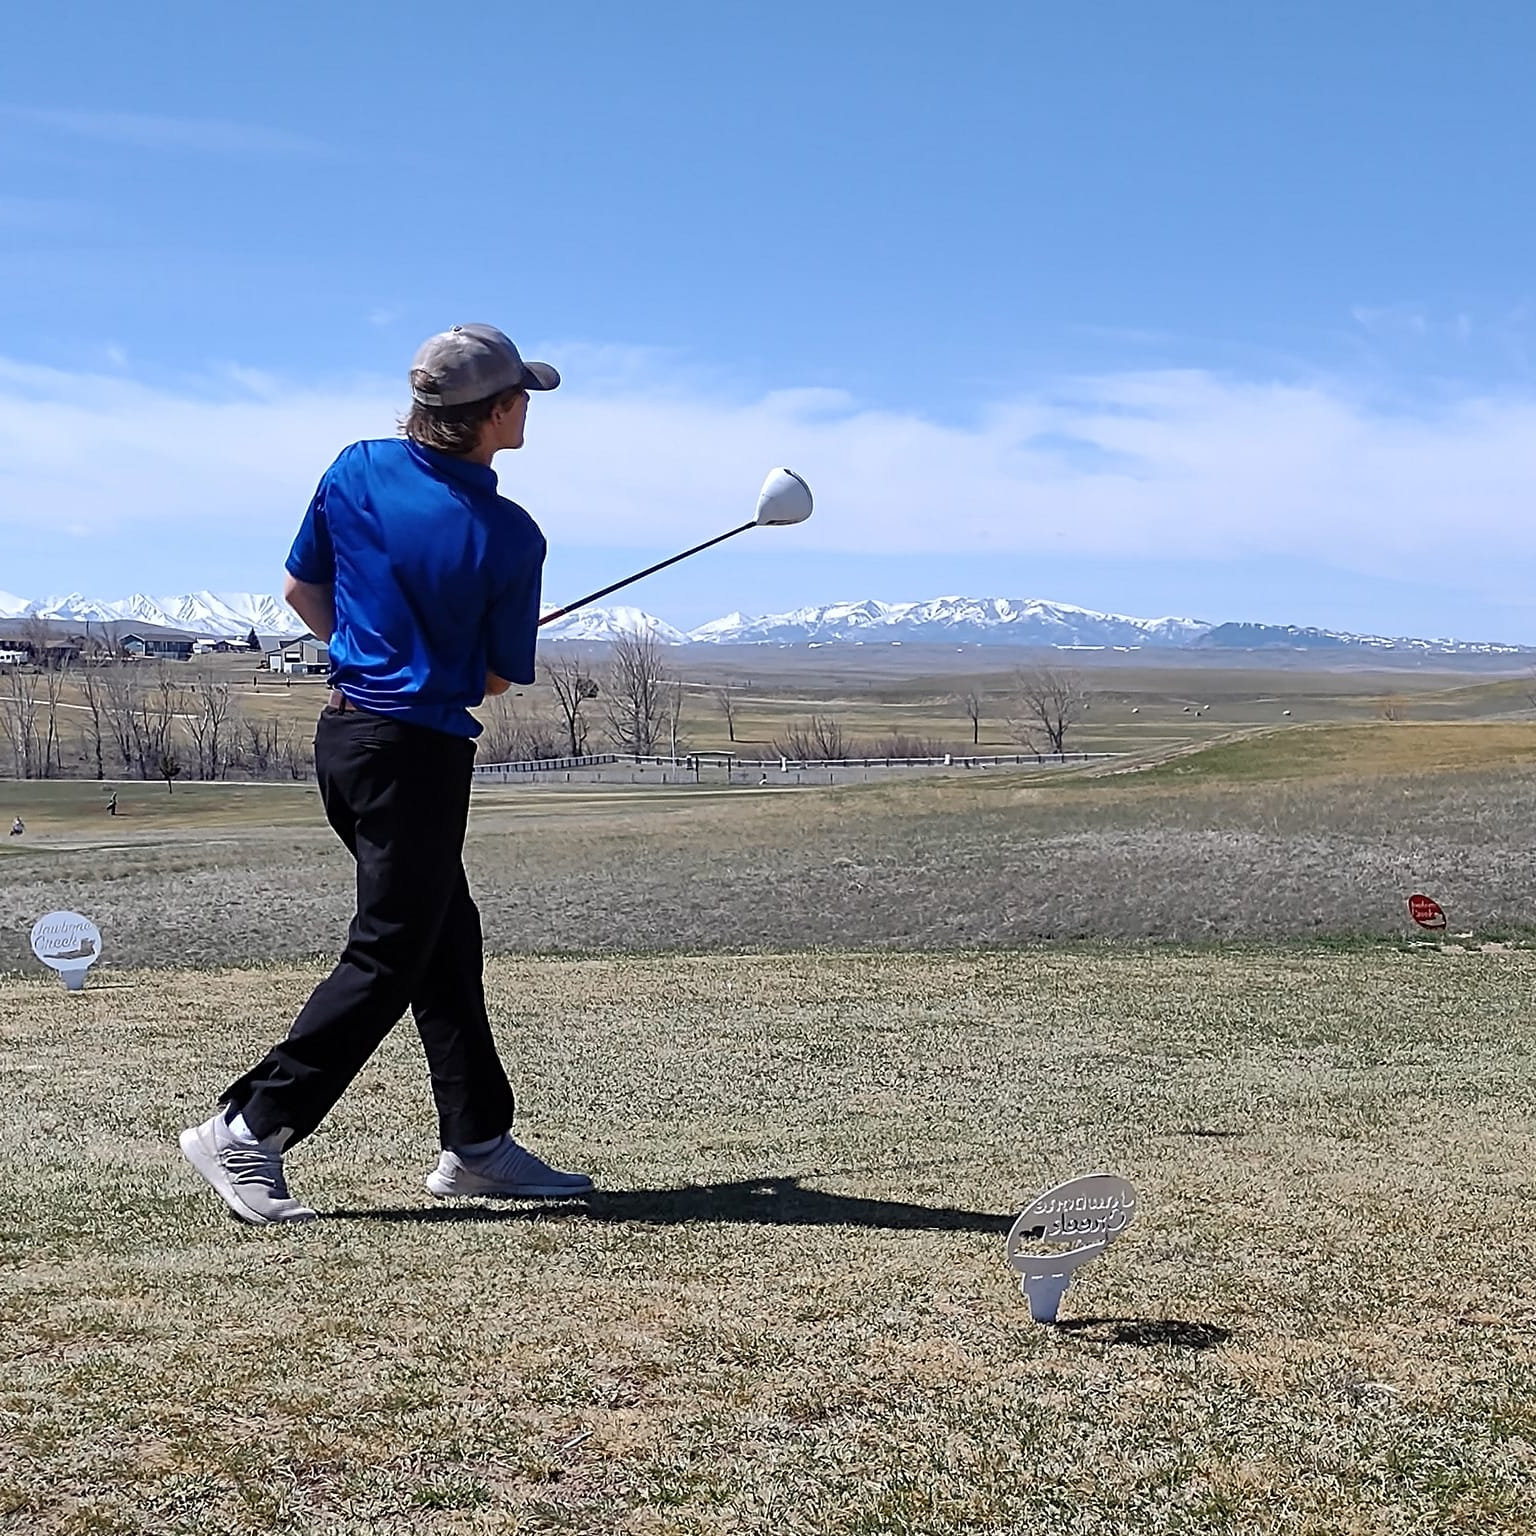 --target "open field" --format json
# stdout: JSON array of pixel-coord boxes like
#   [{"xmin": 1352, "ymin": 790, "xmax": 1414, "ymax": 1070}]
[
  {"xmin": 18, "ymin": 648, "xmax": 1536, "ymax": 780},
  {"xmin": 1, "ymin": 947, "xmax": 1533, "ymax": 1533},
  {"xmin": 4, "ymin": 721, "xmax": 1536, "ymax": 970}
]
